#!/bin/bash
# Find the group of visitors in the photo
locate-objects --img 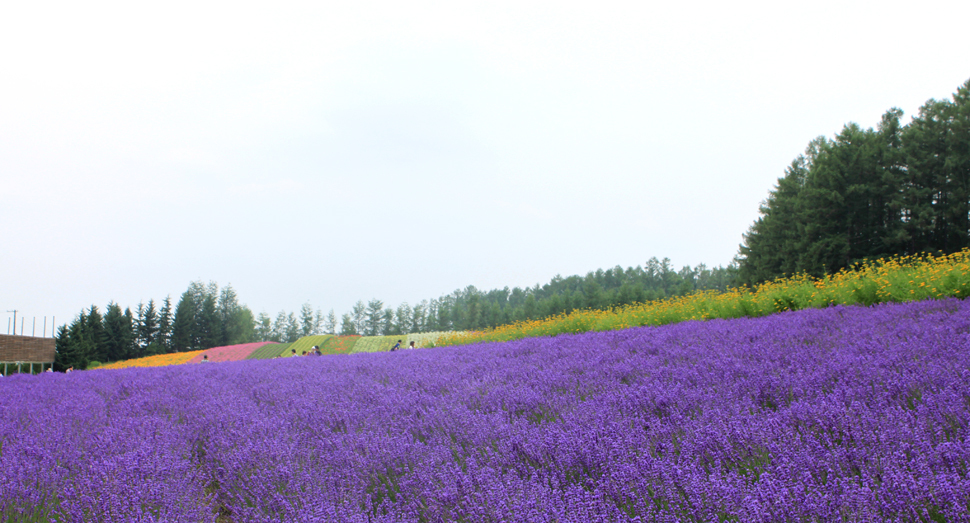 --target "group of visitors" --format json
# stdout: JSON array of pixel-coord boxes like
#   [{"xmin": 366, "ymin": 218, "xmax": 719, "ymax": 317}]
[
  {"xmin": 290, "ymin": 346, "xmax": 323, "ymax": 357},
  {"xmin": 197, "ymin": 341, "xmax": 415, "ymax": 365},
  {"xmin": 389, "ymin": 340, "xmax": 416, "ymax": 351}
]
